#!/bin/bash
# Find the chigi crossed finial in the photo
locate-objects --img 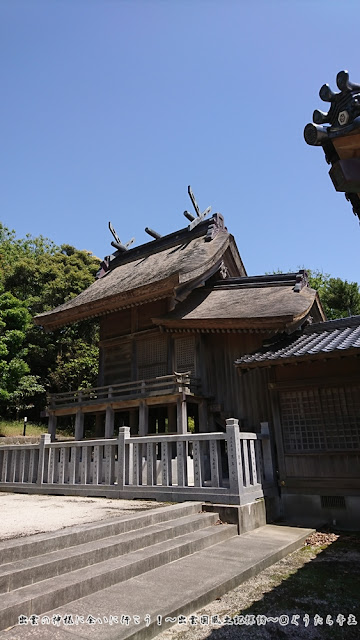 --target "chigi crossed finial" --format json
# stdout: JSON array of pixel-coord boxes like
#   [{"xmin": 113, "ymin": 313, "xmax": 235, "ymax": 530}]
[{"xmin": 183, "ymin": 185, "xmax": 211, "ymax": 230}]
